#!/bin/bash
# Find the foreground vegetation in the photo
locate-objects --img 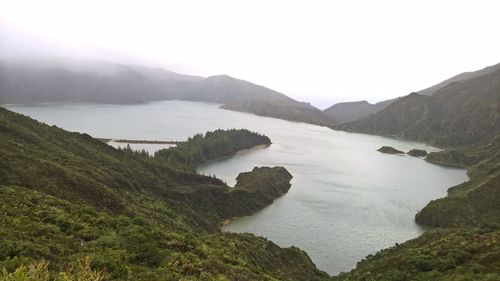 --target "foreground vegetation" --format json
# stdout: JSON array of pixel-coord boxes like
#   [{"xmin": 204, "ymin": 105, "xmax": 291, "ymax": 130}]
[{"xmin": 0, "ymin": 107, "xmax": 329, "ymax": 280}]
